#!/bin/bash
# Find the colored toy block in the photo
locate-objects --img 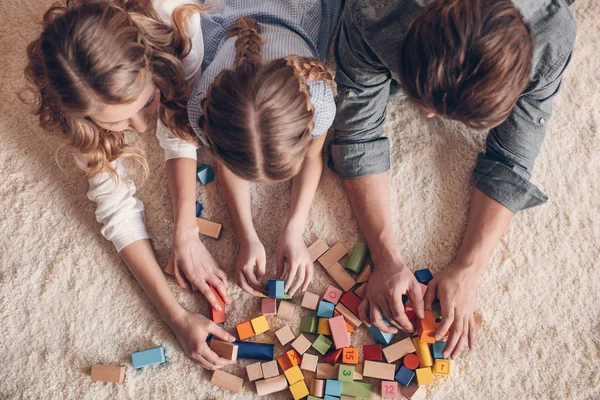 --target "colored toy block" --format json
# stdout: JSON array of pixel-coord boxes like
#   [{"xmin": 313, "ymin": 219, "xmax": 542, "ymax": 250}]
[
  {"xmin": 196, "ymin": 217, "xmax": 222, "ymax": 239},
  {"xmin": 368, "ymin": 319, "xmax": 394, "ymax": 345},
  {"xmin": 412, "ymin": 337, "xmax": 433, "ymax": 367},
  {"xmin": 354, "ymin": 363, "xmax": 364, "ymax": 380},
  {"xmin": 322, "ymin": 348, "xmax": 343, "ymax": 365},
  {"xmin": 340, "ymin": 291, "xmax": 361, "ymax": 317},
  {"xmin": 329, "ymin": 315, "xmax": 351, "ymax": 349},
  {"xmin": 255, "ymin": 374, "xmax": 288, "ymax": 396},
  {"xmin": 211, "ymin": 369, "xmax": 243, "ymax": 393},
  {"xmin": 284, "ymin": 365, "xmax": 304, "ymax": 385},
  {"xmin": 363, "ymin": 360, "xmax": 395, "ymax": 380},
  {"xmin": 277, "ymin": 353, "xmax": 294, "ymax": 372},
  {"xmin": 131, "ymin": 347, "xmax": 166, "ymax": 369},
  {"xmin": 318, "ymin": 242, "xmax": 348, "ymax": 269},
  {"xmin": 289, "ymin": 380, "xmax": 310, "ymax": 400},
  {"xmin": 317, "ymin": 301, "xmax": 335, "ymax": 318},
  {"xmin": 312, "ymin": 335, "xmax": 333, "ymax": 355},
  {"xmin": 404, "ymin": 306, "xmax": 417, "ymax": 326},
  {"xmin": 267, "ymin": 280, "xmax": 285, "ymax": 298},
  {"xmin": 274, "ymin": 325, "xmax": 295, "ymax": 346},
  {"xmin": 381, "ymin": 381, "xmax": 398, "ymax": 398},
  {"xmin": 324, "ymin": 396, "xmax": 339, "ymax": 400},
  {"xmin": 432, "ymin": 342, "xmax": 446, "ymax": 359},
  {"xmin": 251, "ymin": 315, "xmax": 270, "ymax": 335},
  {"xmin": 363, "ymin": 344, "xmax": 383, "ymax": 361},
  {"xmin": 383, "ymin": 337, "xmax": 416, "ymax": 363},
  {"xmin": 309, "ymin": 377, "xmax": 325, "ymax": 397},
  {"xmin": 433, "ymin": 359, "xmax": 451, "ymax": 376},
  {"xmin": 246, "ymin": 361, "xmax": 263, "ymax": 381},
  {"xmin": 417, "ymin": 310, "xmax": 437, "ymax": 344},
  {"xmin": 262, "ymin": 360, "xmax": 280, "ymax": 379},
  {"xmin": 208, "ymin": 284, "xmax": 226, "ymax": 324},
  {"xmin": 335, "ymin": 303, "xmax": 362, "ymax": 329},
  {"xmin": 342, "ymin": 348, "xmax": 359, "ymax": 364},
  {"xmin": 401, "ymin": 383, "xmax": 427, "ymax": 400},
  {"xmin": 415, "ymin": 367, "xmax": 433, "ymax": 385},
  {"xmin": 308, "ymin": 396, "xmax": 321, "ymax": 400},
  {"xmin": 394, "ymin": 365, "xmax": 415, "ymax": 386},
  {"xmin": 233, "ymin": 340, "xmax": 274, "ymax": 360},
  {"xmin": 261, "ymin": 297, "xmax": 277, "ymax": 316},
  {"xmin": 236, "ymin": 321, "xmax": 255, "ymax": 340},
  {"xmin": 301, "ymin": 353, "xmax": 319, "ymax": 372},
  {"xmin": 300, "ymin": 316, "xmax": 318, "ymax": 334},
  {"xmin": 325, "ymin": 379, "xmax": 343, "ymax": 397},
  {"xmin": 276, "ymin": 300, "xmax": 295, "ymax": 321},
  {"xmin": 414, "ymin": 268, "xmax": 433, "ymax": 284},
  {"xmin": 308, "ymin": 239, "xmax": 329, "ymax": 262},
  {"xmin": 195, "ymin": 201, "xmax": 203, "ymax": 217},
  {"xmin": 403, "ymin": 353, "xmax": 420, "ymax": 370},
  {"xmin": 196, "ymin": 164, "xmax": 214, "ymax": 185},
  {"xmin": 324, "ymin": 285, "xmax": 343, "ymax": 304},
  {"xmin": 340, "ymin": 381, "xmax": 373, "ymax": 398},
  {"xmin": 354, "ymin": 282, "xmax": 367, "ymax": 298},
  {"xmin": 317, "ymin": 318, "xmax": 332, "ymax": 335},
  {"xmin": 316, "ymin": 363, "xmax": 340, "ymax": 379},
  {"xmin": 90, "ymin": 364, "xmax": 125, "ymax": 383},
  {"xmin": 301, "ymin": 292, "xmax": 320, "ymax": 310},
  {"xmin": 338, "ymin": 365, "xmax": 355, "ymax": 382},
  {"xmin": 292, "ymin": 334, "xmax": 312, "ymax": 355},
  {"xmin": 356, "ymin": 263, "xmax": 372, "ymax": 284},
  {"xmin": 284, "ymin": 349, "xmax": 301, "ymax": 367},
  {"xmin": 326, "ymin": 262, "xmax": 357, "ymax": 291},
  {"xmin": 209, "ymin": 339, "xmax": 238, "ymax": 361},
  {"xmin": 346, "ymin": 242, "xmax": 367, "ymax": 274}
]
